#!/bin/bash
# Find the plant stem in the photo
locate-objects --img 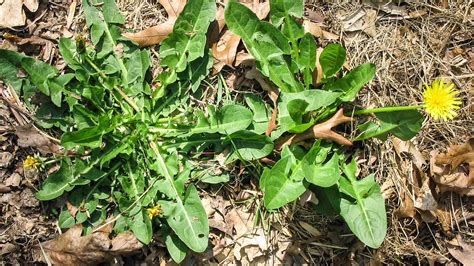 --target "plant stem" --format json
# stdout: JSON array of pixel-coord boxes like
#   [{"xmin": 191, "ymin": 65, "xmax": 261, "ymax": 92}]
[
  {"xmin": 84, "ymin": 56, "xmax": 106, "ymax": 78},
  {"xmin": 350, "ymin": 105, "xmax": 424, "ymax": 116}
]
